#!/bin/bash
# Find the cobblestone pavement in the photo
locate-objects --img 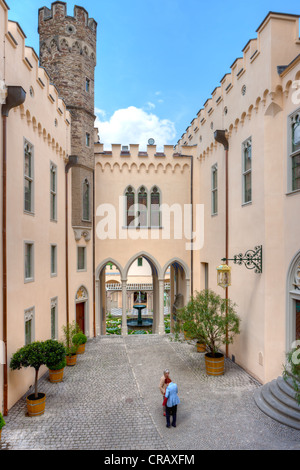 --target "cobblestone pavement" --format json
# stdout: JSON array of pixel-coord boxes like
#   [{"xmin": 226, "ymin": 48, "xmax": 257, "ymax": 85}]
[{"xmin": 1, "ymin": 334, "xmax": 300, "ymax": 450}]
